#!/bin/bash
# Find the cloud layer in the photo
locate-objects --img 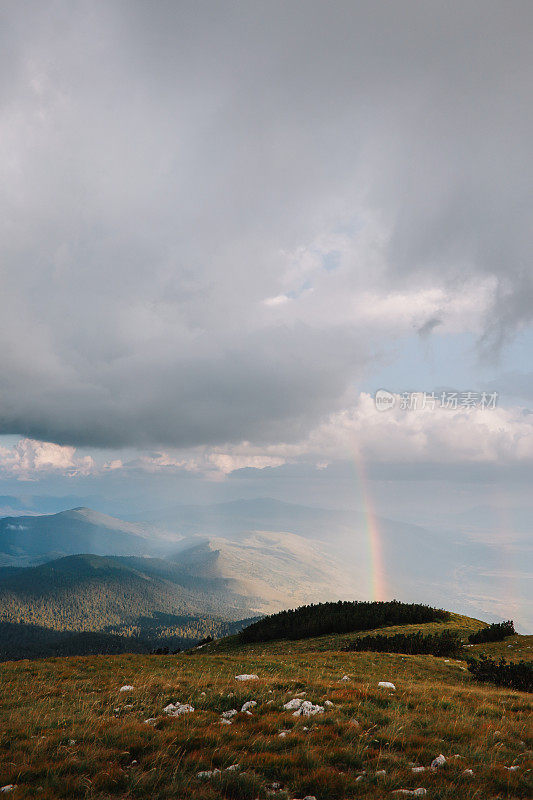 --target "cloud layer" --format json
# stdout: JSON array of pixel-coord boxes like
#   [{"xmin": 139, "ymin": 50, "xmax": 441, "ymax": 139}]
[
  {"xmin": 3, "ymin": 393, "xmax": 532, "ymax": 482},
  {"xmin": 1, "ymin": 2, "xmax": 532, "ymax": 450}
]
